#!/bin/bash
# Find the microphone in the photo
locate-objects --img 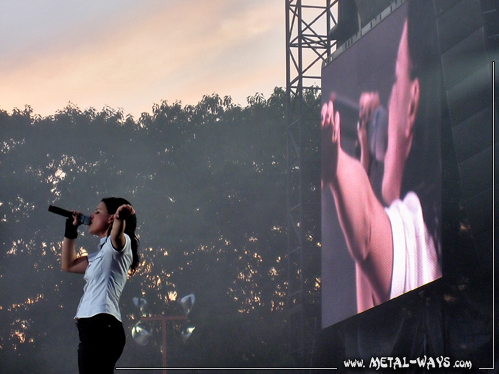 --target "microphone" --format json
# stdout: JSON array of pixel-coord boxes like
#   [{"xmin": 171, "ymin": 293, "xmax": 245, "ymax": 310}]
[
  {"xmin": 368, "ymin": 106, "xmax": 388, "ymax": 162},
  {"xmin": 48, "ymin": 205, "xmax": 91, "ymax": 225}
]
